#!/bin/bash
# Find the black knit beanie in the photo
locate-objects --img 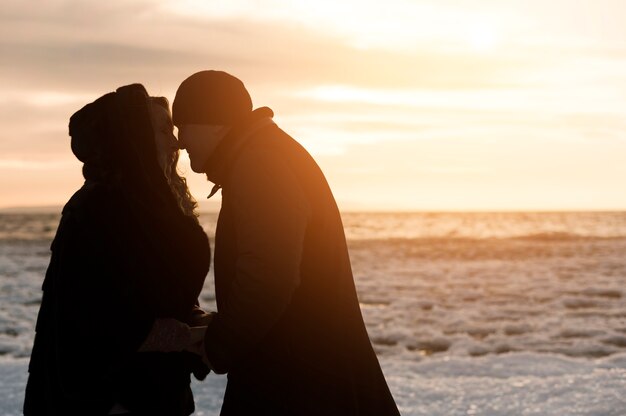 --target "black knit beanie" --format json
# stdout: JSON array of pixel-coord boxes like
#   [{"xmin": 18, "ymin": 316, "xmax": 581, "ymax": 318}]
[{"xmin": 172, "ymin": 70, "xmax": 253, "ymax": 127}]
